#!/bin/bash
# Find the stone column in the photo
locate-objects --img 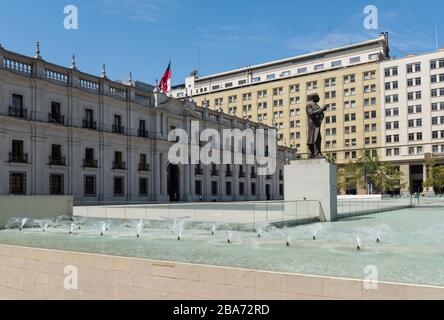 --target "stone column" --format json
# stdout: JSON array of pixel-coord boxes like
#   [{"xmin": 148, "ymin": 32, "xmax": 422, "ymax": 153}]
[
  {"xmin": 151, "ymin": 150, "xmax": 161, "ymax": 201},
  {"xmin": 399, "ymin": 164, "xmax": 410, "ymax": 195},
  {"xmin": 423, "ymin": 163, "xmax": 435, "ymax": 196}
]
